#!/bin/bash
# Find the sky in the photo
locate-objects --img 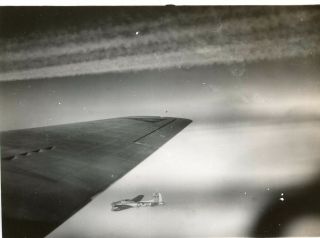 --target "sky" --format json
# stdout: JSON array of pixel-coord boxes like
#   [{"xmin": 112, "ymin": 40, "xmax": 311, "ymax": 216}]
[
  {"xmin": 1, "ymin": 55, "xmax": 320, "ymax": 130},
  {"xmin": 47, "ymin": 119, "xmax": 320, "ymax": 237},
  {"xmin": 0, "ymin": 6, "xmax": 319, "ymax": 81}
]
